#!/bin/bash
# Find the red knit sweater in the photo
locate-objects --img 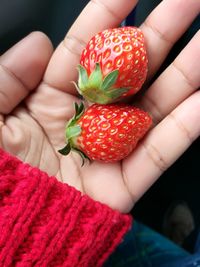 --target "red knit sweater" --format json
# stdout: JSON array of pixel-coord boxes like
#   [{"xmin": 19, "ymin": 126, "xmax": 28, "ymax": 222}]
[{"xmin": 0, "ymin": 149, "xmax": 132, "ymax": 266}]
